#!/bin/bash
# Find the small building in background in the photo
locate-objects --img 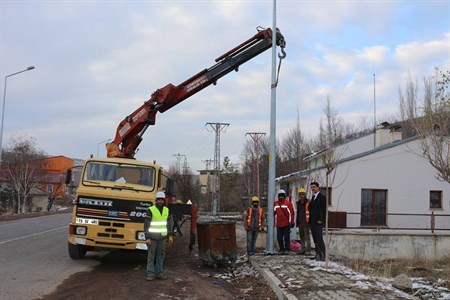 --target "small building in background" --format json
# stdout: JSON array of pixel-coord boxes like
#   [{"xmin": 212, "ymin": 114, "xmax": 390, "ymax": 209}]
[
  {"xmin": 32, "ymin": 155, "xmax": 84, "ymax": 212},
  {"xmin": 277, "ymin": 123, "xmax": 449, "ymax": 232}
]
